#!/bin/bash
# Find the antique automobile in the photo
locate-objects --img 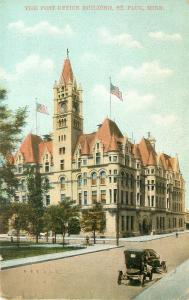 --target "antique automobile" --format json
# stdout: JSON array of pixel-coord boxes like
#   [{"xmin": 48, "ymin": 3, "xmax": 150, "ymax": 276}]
[
  {"xmin": 144, "ymin": 248, "xmax": 167, "ymax": 273},
  {"xmin": 117, "ymin": 249, "xmax": 153, "ymax": 287}
]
